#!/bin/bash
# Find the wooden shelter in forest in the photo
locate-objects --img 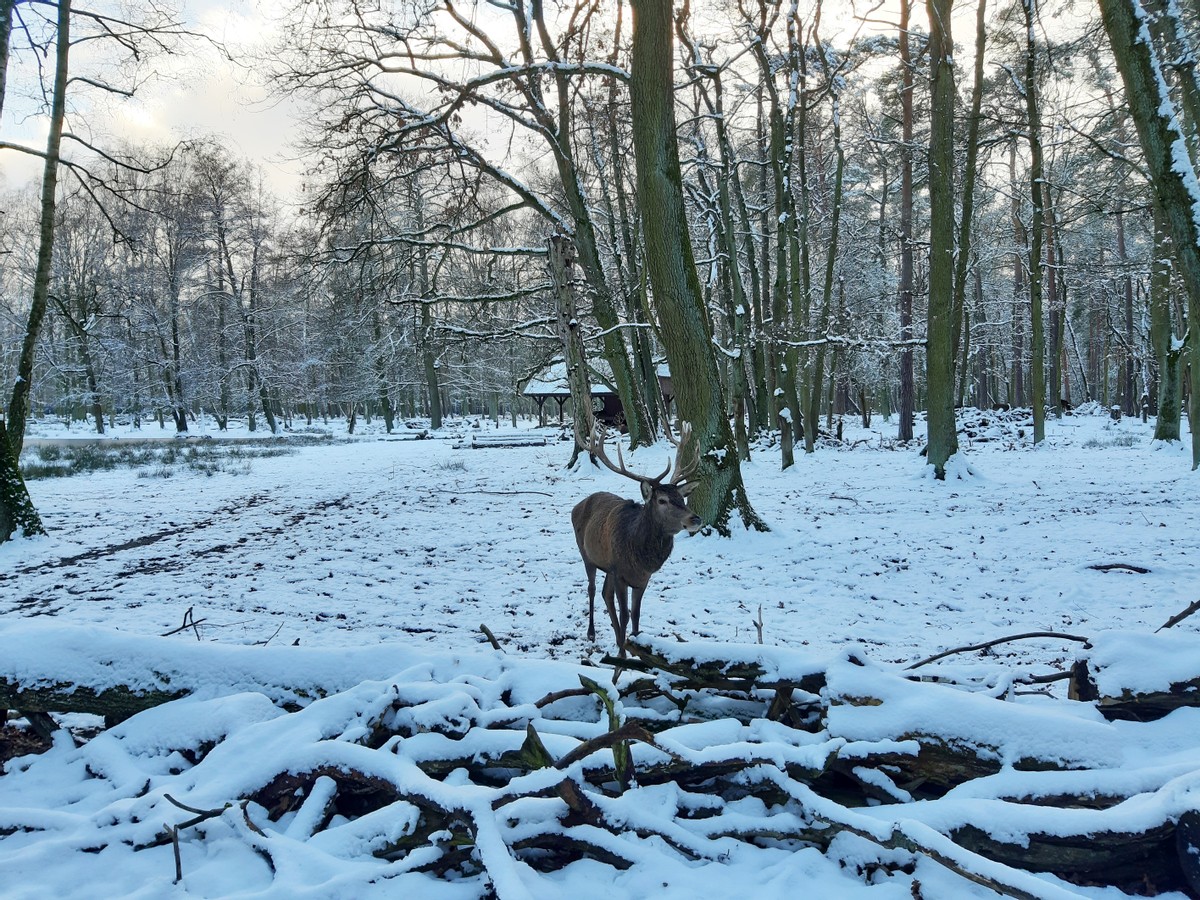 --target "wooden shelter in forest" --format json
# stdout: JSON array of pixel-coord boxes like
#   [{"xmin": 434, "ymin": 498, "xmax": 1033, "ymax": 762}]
[
  {"xmin": 522, "ymin": 361, "xmax": 621, "ymax": 428},
  {"xmin": 521, "ymin": 361, "xmax": 675, "ymax": 430}
]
